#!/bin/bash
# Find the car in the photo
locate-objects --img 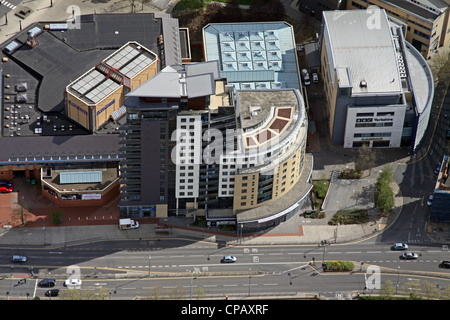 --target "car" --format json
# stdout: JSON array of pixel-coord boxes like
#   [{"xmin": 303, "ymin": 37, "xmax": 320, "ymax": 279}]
[
  {"xmin": 0, "ymin": 186, "xmax": 12, "ymax": 193},
  {"xmin": 0, "ymin": 180, "xmax": 12, "ymax": 187},
  {"xmin": 391, "ymin": 243, "xmax": 408, "ymax": 251},
  {"xmin": 38, "ymin": 279, "xmax": 56, "ymax": 288},
  {"xmin": 447, "ymin": 128, "xmax": 450, "ymax": 139},
  {"xmin": 435, "ymin": 162, "xmax": 442, "ymax": 175},
  {"xmin": 64, "ymin": 278, "xmax": 82, "ymax": 287},
  {"xmin": 400, "ymin": 252, "xmax": 418, "ymax": 260},
  {"xmin": 312, "ymin": 72, "xmax": 319, "ymax": 83},
  {"xmin": 45, "ymin": 289, "xmax": 60, "ymax": 297},
  {"xmin": 15, "ymin": 83, "xmax": 27, "ymax": 92},
  {"xmin": 11, "ymin": 255, "xmax": 27, "ymax": 262},
  {"xmin": 220, "ymin": 256, "xmax": 237, "ymax": 263},
  {"xmin": 439, "ymin": 261, "xmax": 450, "ymax": 269},
  {"xmin": 16, "ymin": 94, "xmax": 27, "ymax": 103},
  {"xmin": 301, "ymin": 69, "xmax": 310, "ymax": 86},
  {"xmin": 427, "ymin": 194, "xmax": 433, "ymax": 206}
]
